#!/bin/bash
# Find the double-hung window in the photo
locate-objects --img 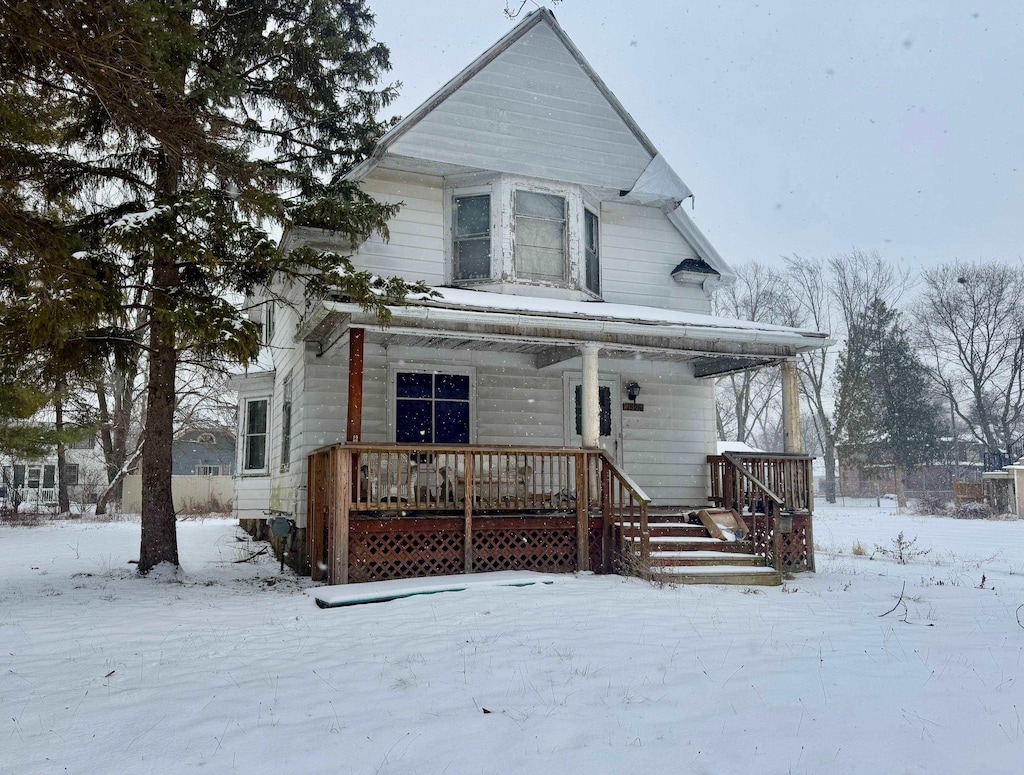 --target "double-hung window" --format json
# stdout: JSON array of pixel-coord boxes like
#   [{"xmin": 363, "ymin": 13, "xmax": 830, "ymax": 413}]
[
  {"xmin": 395, "ymin": 372, "xmax": 471, "ymax": 444},
  {"xmin": 263, "ymin": 302, "xmax": 276, "ymax": 346},
  {"xmin": 243, "ymin": 398, "xmax": 269, "ymax": 473},
  {"xmin": 453, "ymin": 194, "xmax": 491, "ymax": 280},
  {"xmin": 71, "ymin": 434, "xmax": 95, "ymax": 450},
  {"xmin": 62, "ymin": 463, "xmax": 80, "ymax": 486},
  {"xmin": 515, "ymin": 190, "xmax": 567, "ymax": 283},
  {"xmin": 584, "ymin": 209, "xmax": 600, "ymax": 295}
]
